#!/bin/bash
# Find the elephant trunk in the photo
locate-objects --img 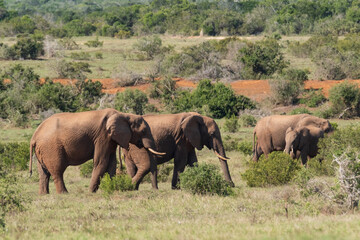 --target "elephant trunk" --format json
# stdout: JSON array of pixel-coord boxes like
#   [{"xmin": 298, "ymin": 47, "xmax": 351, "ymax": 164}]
[
  {"xmin": 142, "ymin": 137, "xmax": 166, "ymax": 156},
  {"xmin": 213, "ymin": 139, "xmax": 235, "ymax": 187}
]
